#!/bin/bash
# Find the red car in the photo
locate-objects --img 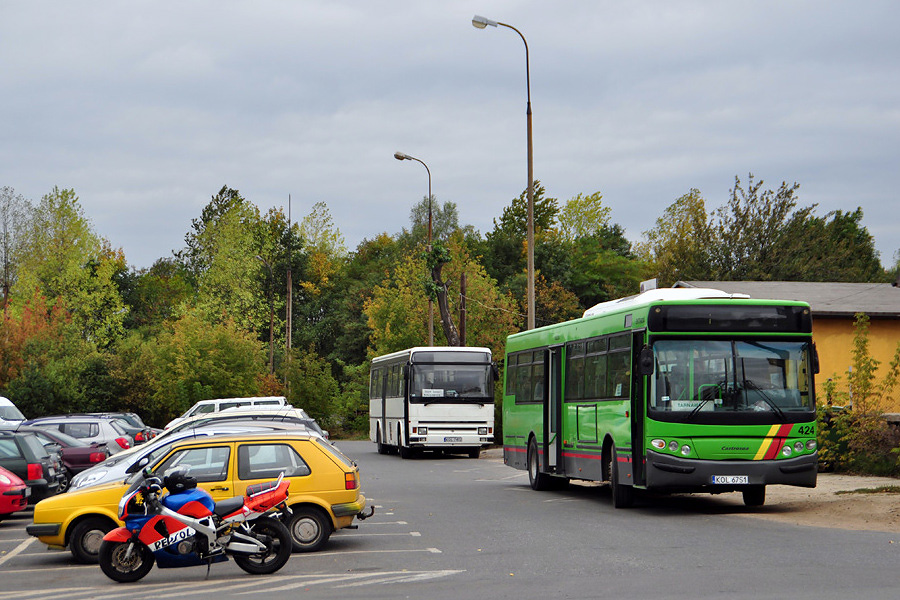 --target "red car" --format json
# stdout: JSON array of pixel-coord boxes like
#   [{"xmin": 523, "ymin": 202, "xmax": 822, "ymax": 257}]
[{"xmin": 0, "ymin": 465, "xmax": 29, "ymax": 521}]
